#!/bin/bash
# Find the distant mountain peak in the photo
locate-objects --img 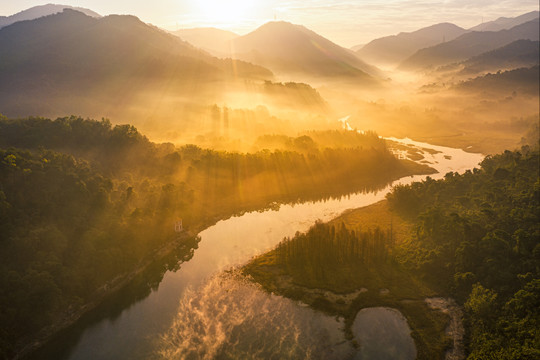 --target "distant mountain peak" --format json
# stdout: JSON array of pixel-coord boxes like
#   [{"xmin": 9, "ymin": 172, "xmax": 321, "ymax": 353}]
[
  {"xmin": 0, "ymin": 3, "xmax": 100, "ymax": 28},
  {"xmin": 258, "ymin": 20, "xmax": 297, "ymax": 28},
  {"xmin": 249, "ymin": 21, "xmax": 310, "ymax": 36},
  {"xmin": 226, "ymin": 21, "xmax": 380, "ymax": 81}
]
